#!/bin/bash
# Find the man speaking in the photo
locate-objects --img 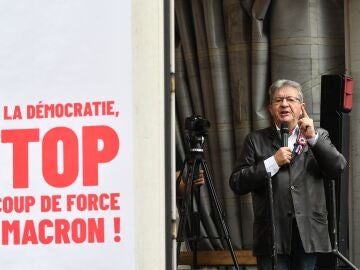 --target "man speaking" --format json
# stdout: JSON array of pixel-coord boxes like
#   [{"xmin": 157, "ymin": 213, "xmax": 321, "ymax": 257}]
[{"xmin": 229, "ymin": 79, "xmax": 347, "ymax": 270}]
